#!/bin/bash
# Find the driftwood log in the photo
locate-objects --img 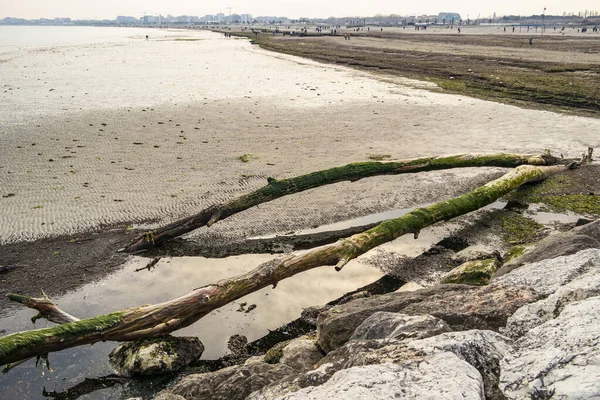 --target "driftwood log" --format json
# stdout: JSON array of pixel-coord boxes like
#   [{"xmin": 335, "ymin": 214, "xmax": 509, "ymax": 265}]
[
  {"xmin": 124, "ymin": 152, "xmax": 560, "ymax": 252},
  {"xmin": 1, "ymin": 160, "xmax": 583, "ymax": 367}
]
